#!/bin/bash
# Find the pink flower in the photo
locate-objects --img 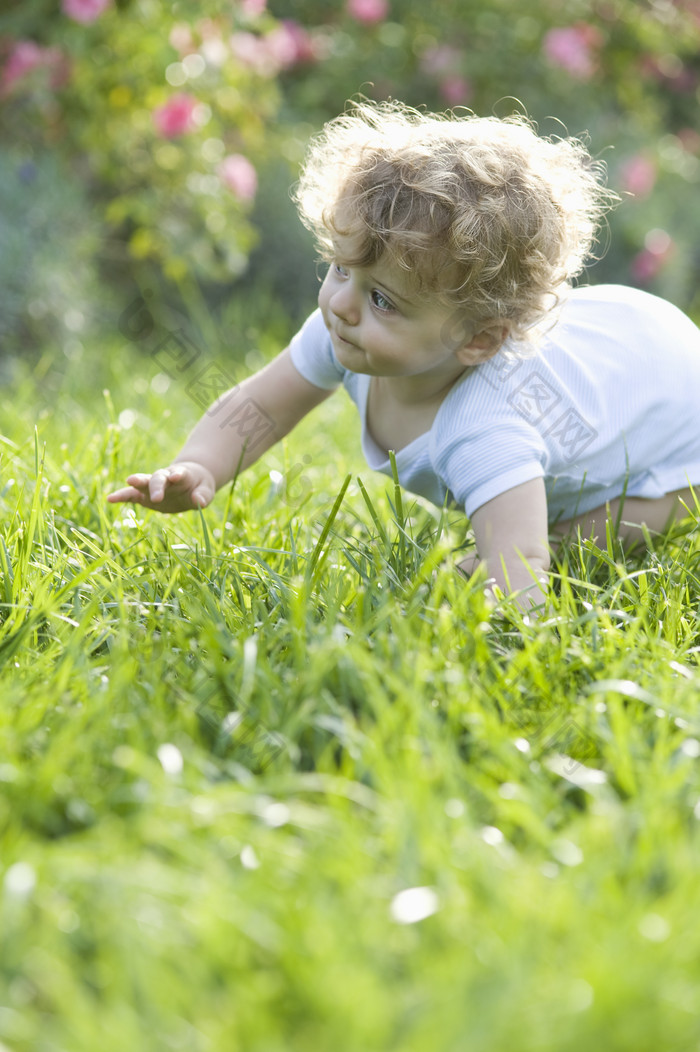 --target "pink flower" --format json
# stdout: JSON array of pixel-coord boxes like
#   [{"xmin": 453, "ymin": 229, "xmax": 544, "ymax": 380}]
[
  {"xmin": 240, "ymin": 0, "xmax": 267, "ymax": 16},
  {"xmin": 169, "ymin": 23, "xmax": 195, "ymax": 55},
  {"xmin": 265, "ymin": 21, "xmax": 317, "ymax": 68},
  {"xmin": 619, "ymin": 154, "xmax": 656, "ymax": 198},
  {"xmin": 153, "ymin": 93, "xmax": 198, "ymax": 138},
  {"xmin": 439, "ymin": 75, "xmax": 473, "ymax": 106},
  {"xmin": 0, "ymin": 39, "xmax": 69, "ymax": 95},
  {"xmin": 543, "ymin": 23, "xmax": 603, "ymax": 80},
  {"xmin": 231, "ymin": 23, "xmax": 317, "ymax": 76},
  {"xmin": 419, "ymin": 44, "xmax": 463, "ymax": 77},
  {"xmin": 61, "ymin": 0, "xmax": 111, "ymax": 23},
  {"xmin": 230, "ymin": 31, "xmax": 277, "ymax": 76},
  {"xmin": 217, "ymin": 154, "xmax": 257, "ymax": 201},
  {"xmin": 630, "ymin": 229, "xmax": 674, "ymax": 284},
  {"xmin": 1, "ymin": 40, "xmax": 45, "ymax": 92},
  {"xmin": 347, "ymin": 0, "xmax": 389, "ymax": 24}
]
